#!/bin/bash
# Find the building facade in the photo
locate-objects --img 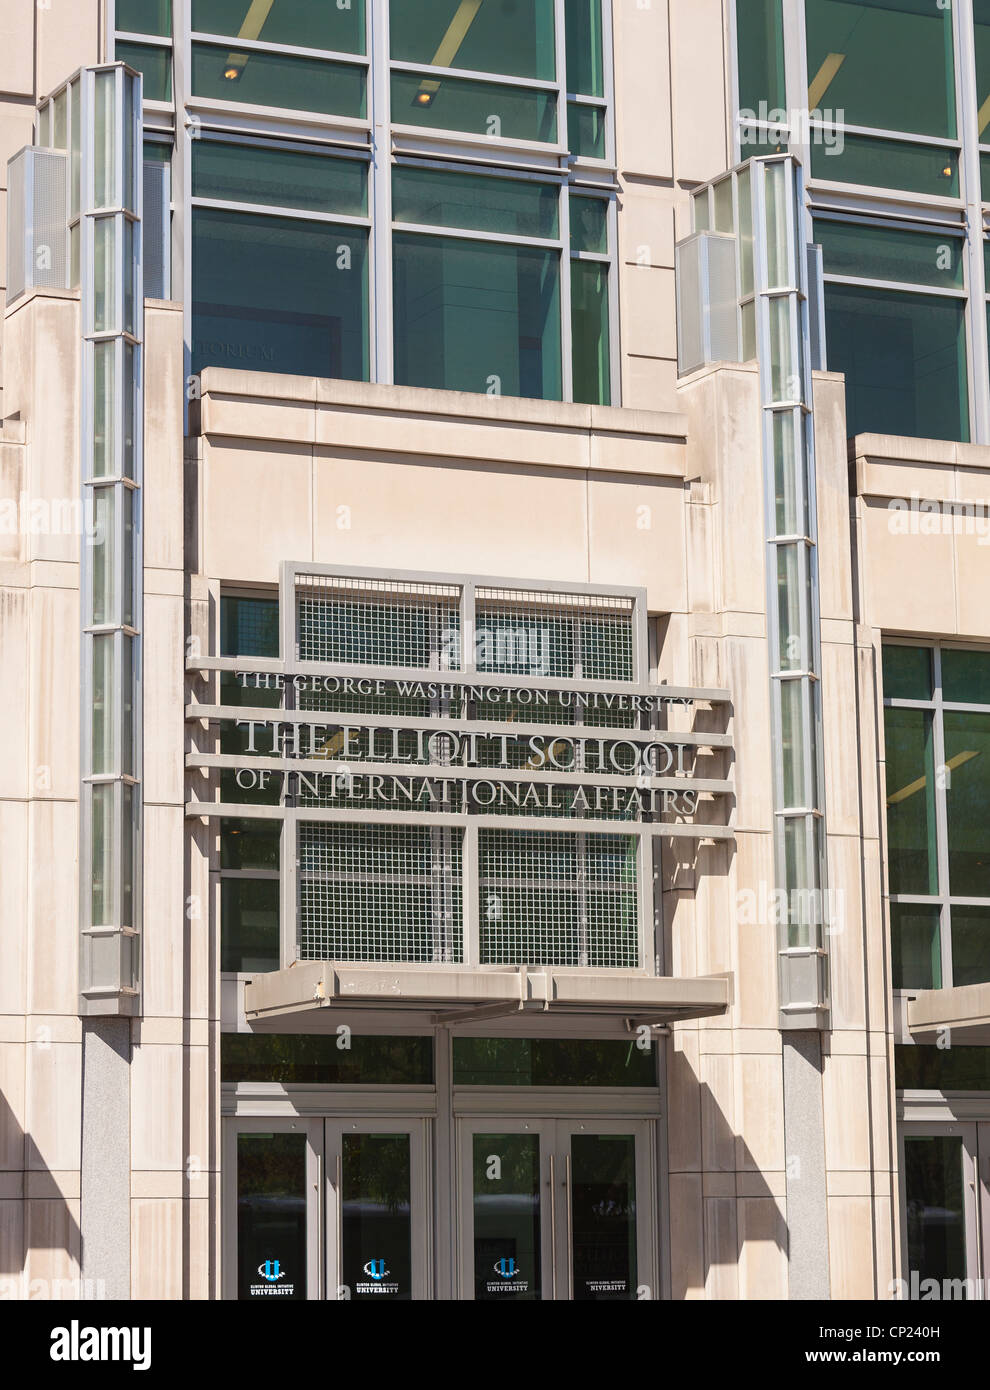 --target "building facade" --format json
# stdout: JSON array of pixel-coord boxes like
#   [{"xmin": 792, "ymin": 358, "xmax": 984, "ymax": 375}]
[{"xmin": 0, "ymin": 0, "xmax": 987, "ymax": 1301}]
